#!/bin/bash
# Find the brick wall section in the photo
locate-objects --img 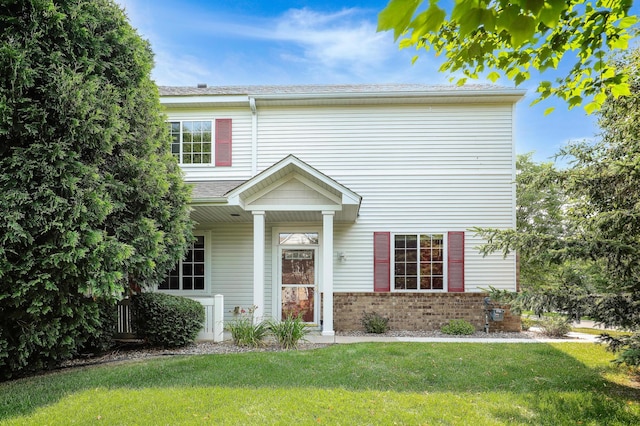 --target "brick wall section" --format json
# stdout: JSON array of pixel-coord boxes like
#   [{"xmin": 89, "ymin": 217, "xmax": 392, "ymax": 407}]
[{"xmin": 333, "ymin": 292, "xmax": 521, "ymax": 333}]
